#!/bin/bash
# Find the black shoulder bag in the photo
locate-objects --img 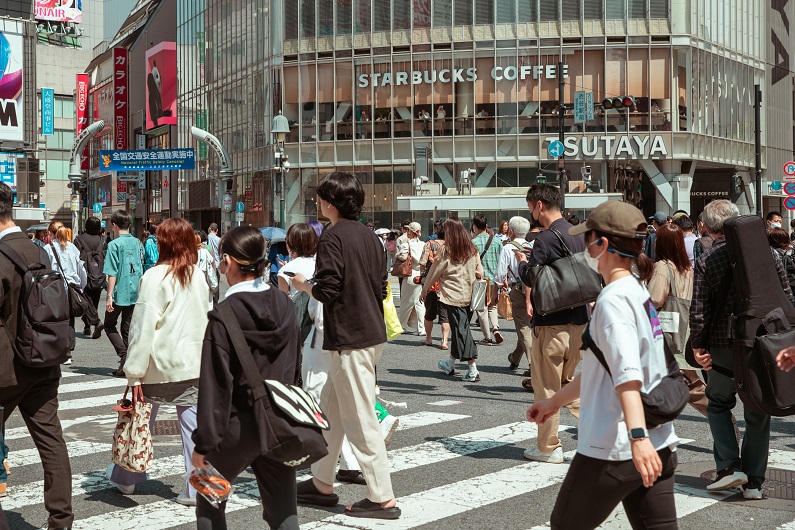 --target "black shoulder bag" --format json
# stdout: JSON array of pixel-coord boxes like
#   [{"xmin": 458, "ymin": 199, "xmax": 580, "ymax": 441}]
[
  {"xmin": 522, "ymin": 229, "xmax": 602, "ymax": 316},
  {"xmin": 216, "ymin": 302, "xmax": 330, "ymax": 468}
]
